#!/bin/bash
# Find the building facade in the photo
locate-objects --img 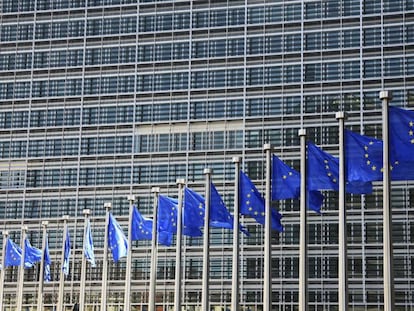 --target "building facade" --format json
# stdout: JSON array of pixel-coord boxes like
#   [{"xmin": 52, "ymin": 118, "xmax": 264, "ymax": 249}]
[{"xmin": 0, "ymin": 0, "xmax": 414, "ymax": 310}]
